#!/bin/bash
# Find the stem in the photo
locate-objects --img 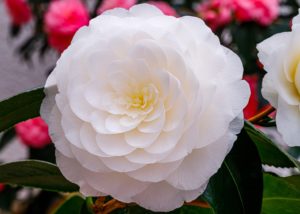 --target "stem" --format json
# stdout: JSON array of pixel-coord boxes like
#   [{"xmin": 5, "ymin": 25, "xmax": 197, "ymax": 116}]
[
  {"xmin": 92, "ymin": 197, "xmax": 210, "ymax": 214},
  {"xmin": 248, "ymin": 105, "xmax": 275, "ymax": 124},
  {"xmin": 184, "ymin": 200, "xmax": 210, "ymax": 208}
]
